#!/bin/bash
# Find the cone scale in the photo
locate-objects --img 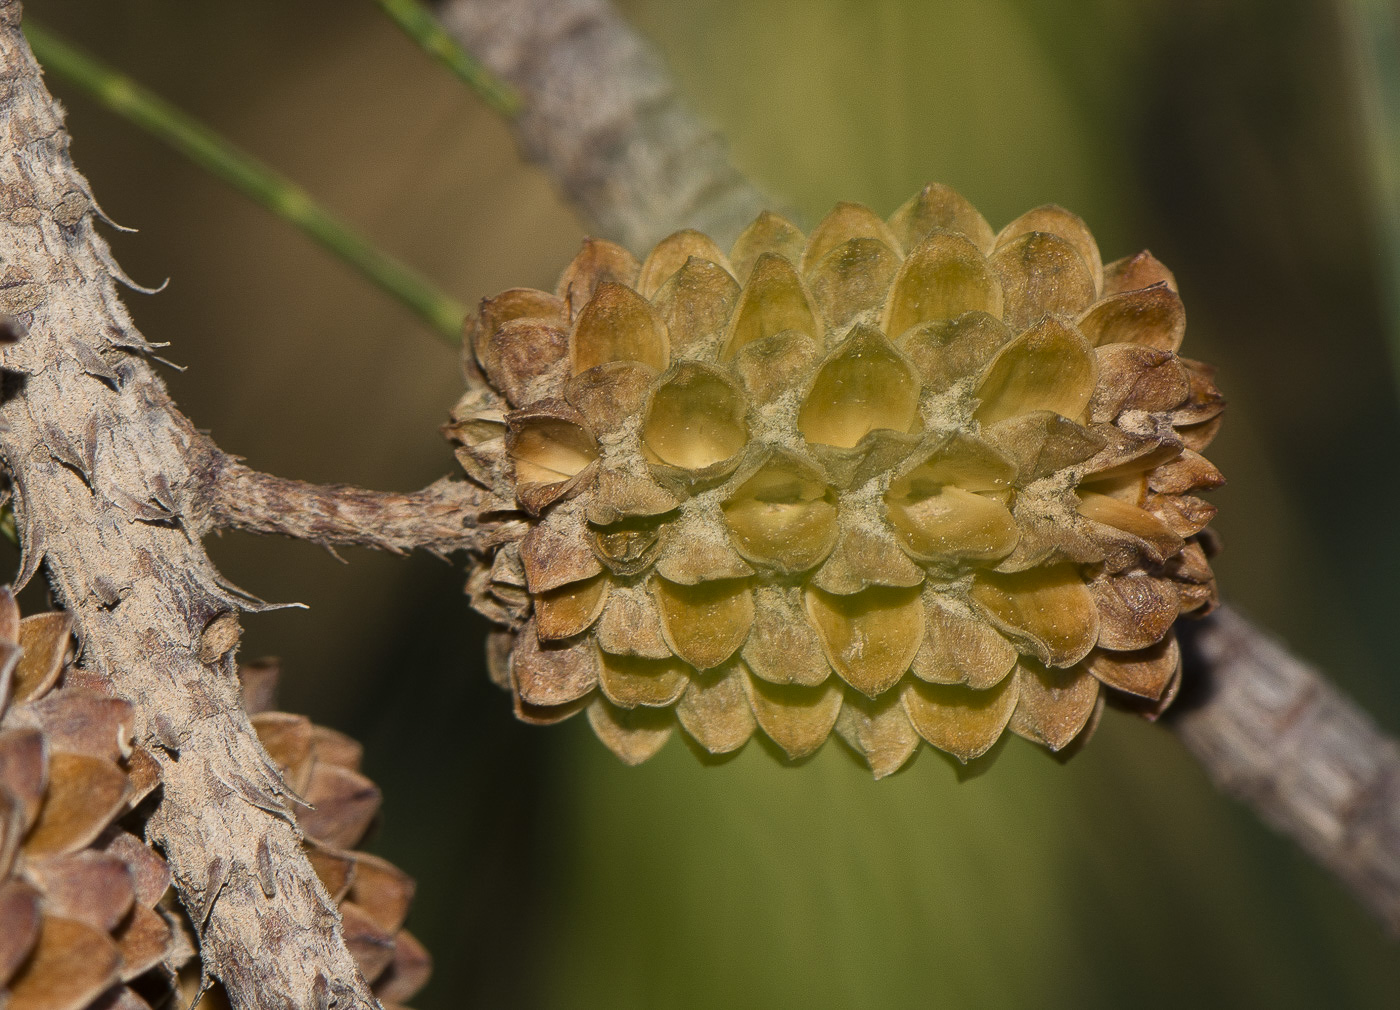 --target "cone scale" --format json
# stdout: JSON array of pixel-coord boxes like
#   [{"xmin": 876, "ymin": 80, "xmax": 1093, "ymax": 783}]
[{"xmin": 452, "ymin": 183, "xmax": 1224, "ymax": 778}]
